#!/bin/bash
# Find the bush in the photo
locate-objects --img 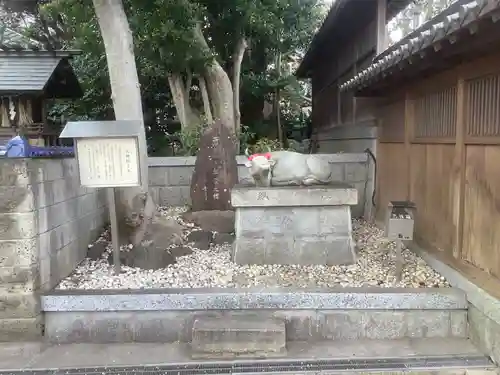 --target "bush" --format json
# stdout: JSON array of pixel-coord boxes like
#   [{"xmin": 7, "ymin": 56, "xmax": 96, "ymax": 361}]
[
  {"xmin": 167, "ymin": 123, "xmax": 311, "ymax": 156},
  {"xmin": 171, "ymin": 123, "xmax": 255, "ymax": 156}
]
